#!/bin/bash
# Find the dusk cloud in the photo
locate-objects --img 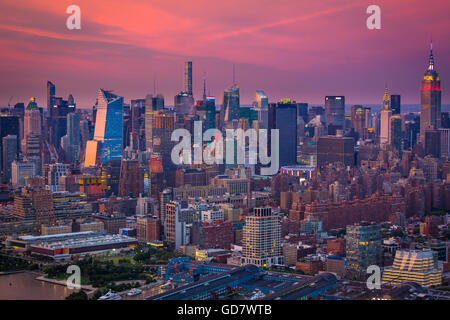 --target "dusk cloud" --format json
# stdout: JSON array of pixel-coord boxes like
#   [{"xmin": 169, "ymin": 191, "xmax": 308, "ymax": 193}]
[{"xmin": 0, "ymin": 0, "xmax": 449, "ymax": 107}]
